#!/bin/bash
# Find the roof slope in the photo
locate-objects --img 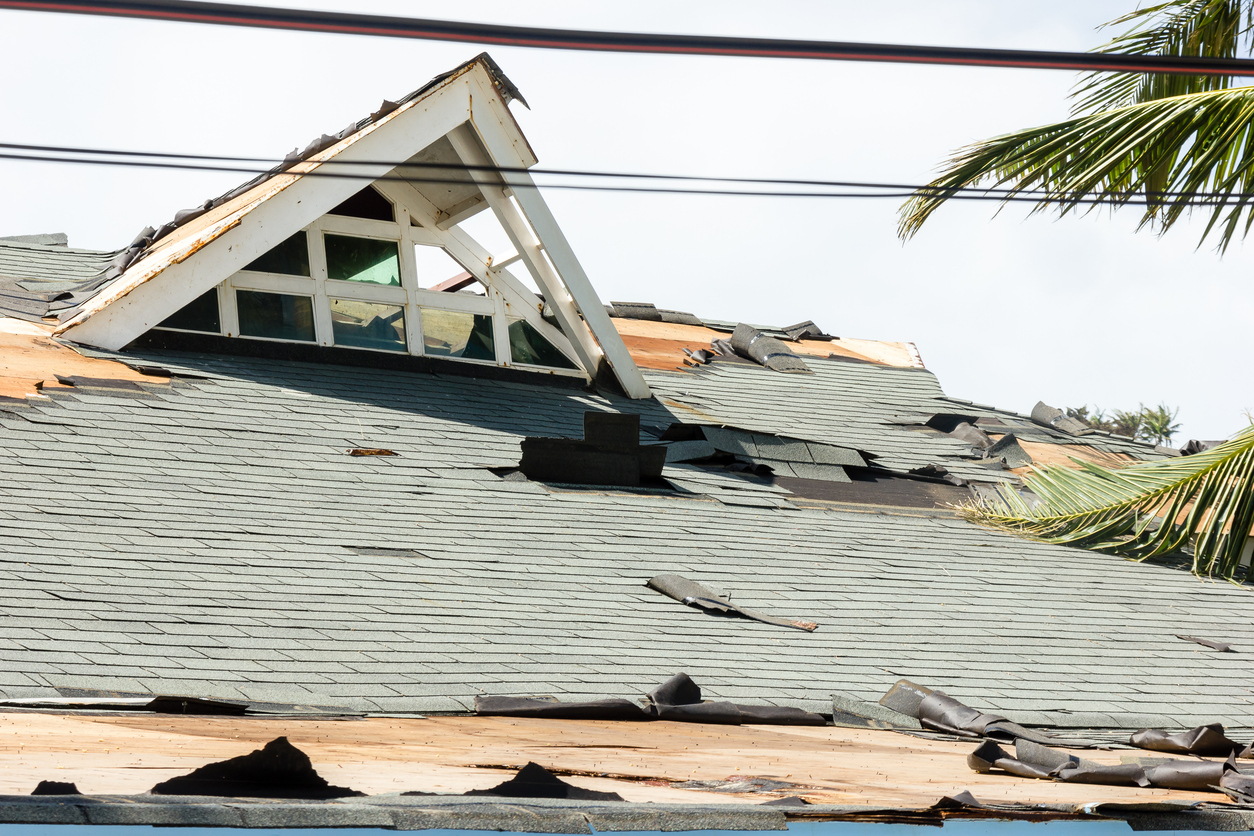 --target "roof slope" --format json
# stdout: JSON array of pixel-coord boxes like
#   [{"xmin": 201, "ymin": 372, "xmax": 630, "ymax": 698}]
[
  {"xmin": 0, "ymin": 346, "xmax": 1246, "ymax": 726},
  {"xmin": 0, "ymin": 241, "xmax": 118, "ymax": 322}
]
